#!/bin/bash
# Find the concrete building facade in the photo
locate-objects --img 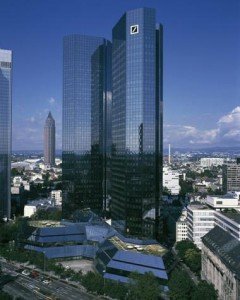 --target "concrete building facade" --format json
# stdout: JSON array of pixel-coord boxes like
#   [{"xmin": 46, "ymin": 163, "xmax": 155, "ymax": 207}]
[
  {"xmin": 202, "ymin": 226, "xmax": 240, "ymax": 300},
  {"xmin": 176, "ymin": 209, "xmax": 187, "ymax": 242},
  {"xmin": 187, "ymin": 203, "xmax": 215, "ymax": 249}
]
